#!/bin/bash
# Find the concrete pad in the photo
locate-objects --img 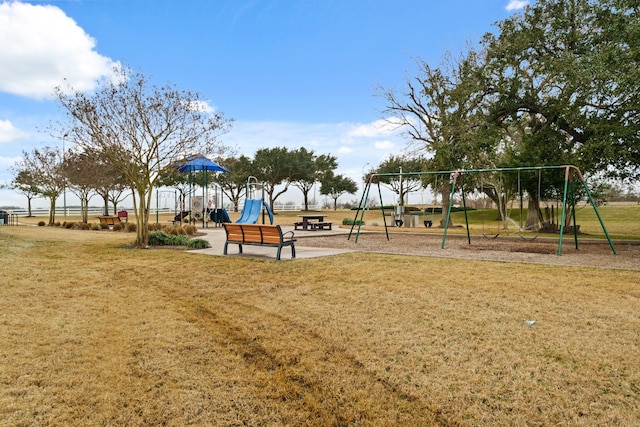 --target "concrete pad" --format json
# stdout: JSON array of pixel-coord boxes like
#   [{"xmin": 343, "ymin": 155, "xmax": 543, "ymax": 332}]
[{"xmin": 187, "ymin": 226, "xmax": 355, "ymax": 260}]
